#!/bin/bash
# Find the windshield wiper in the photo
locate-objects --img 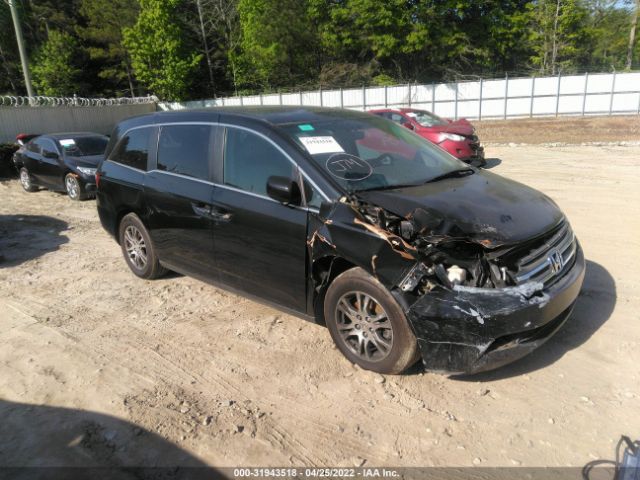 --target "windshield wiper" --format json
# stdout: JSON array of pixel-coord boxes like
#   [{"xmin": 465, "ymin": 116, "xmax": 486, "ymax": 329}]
[
  {"xmin": 425, "ymin": 167, "xmax": 475, "ymax": 183},
  {"xmin": 356, "ymin": 182, "xmax": 425, "ymax": 192},
  {"xmin": 354, "ymin": 167, "xmax": 475, "ymax": 193}
]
